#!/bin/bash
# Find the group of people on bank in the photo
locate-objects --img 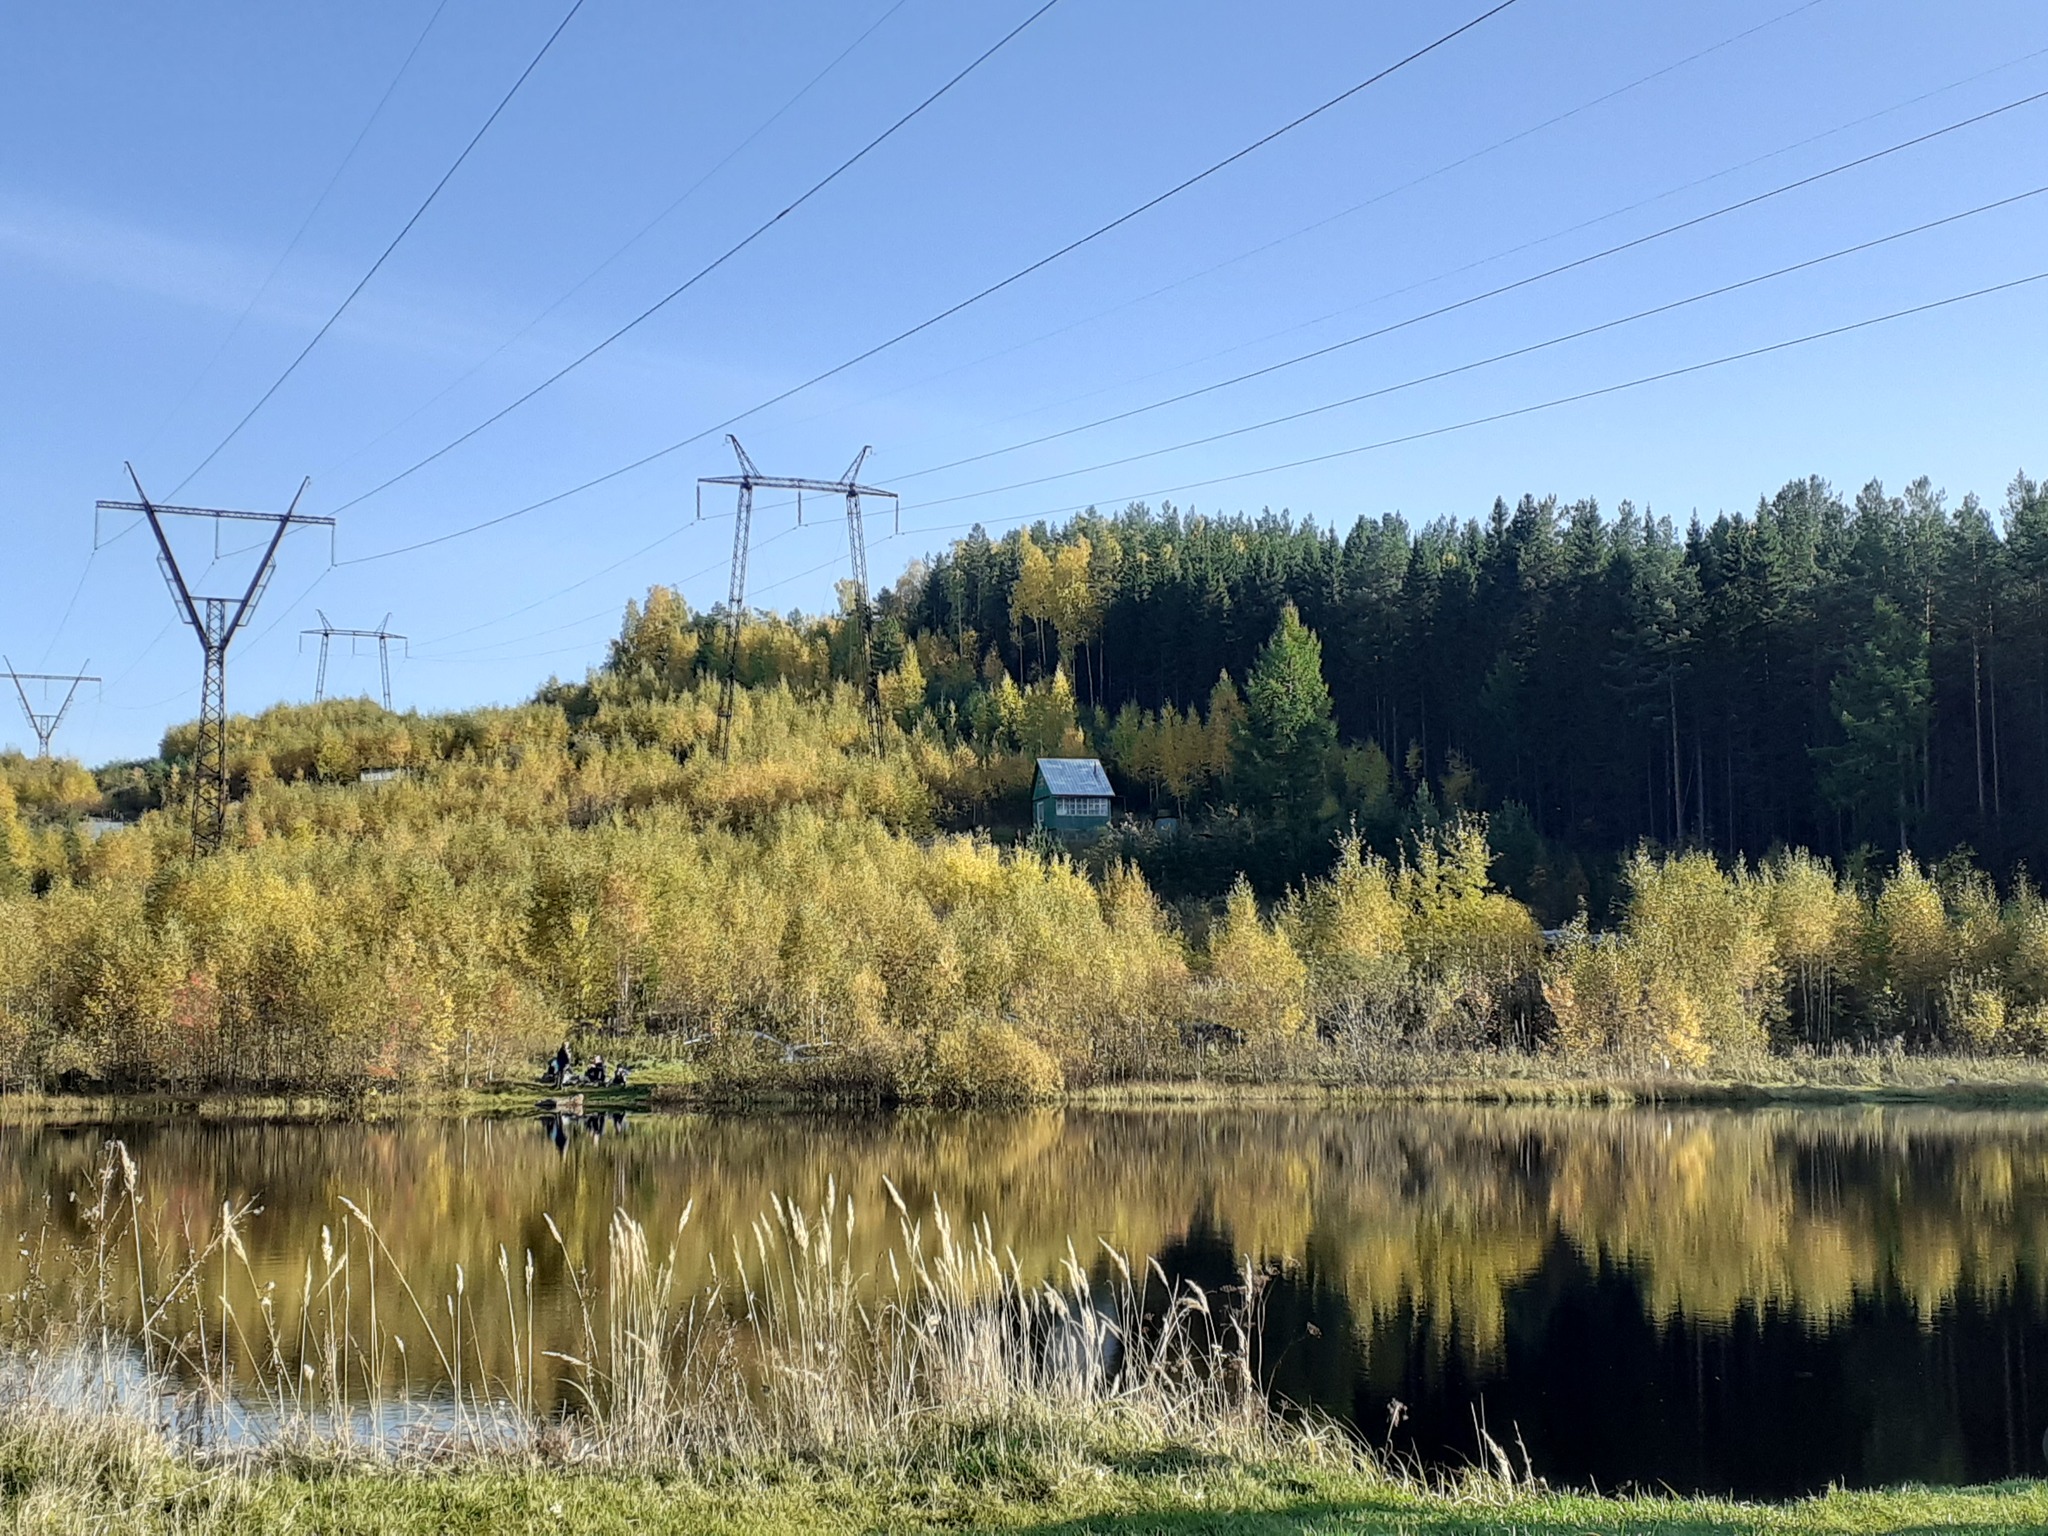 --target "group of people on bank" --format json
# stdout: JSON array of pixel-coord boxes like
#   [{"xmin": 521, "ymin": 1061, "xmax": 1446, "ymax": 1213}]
[{"xmin": 544, "ymin": 1042, "xmax": 628, "ymax": 1088}]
